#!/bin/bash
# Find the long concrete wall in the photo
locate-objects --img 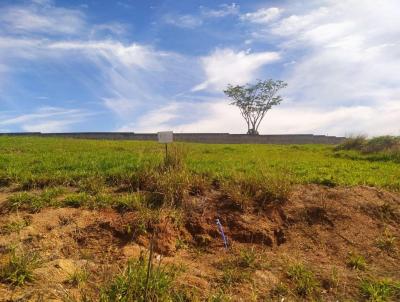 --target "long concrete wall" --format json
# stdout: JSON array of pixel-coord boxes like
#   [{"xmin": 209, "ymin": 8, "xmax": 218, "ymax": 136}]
[{"xmin": 0, "ymin": 132, "xmax": 345, "ymax": 144}]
